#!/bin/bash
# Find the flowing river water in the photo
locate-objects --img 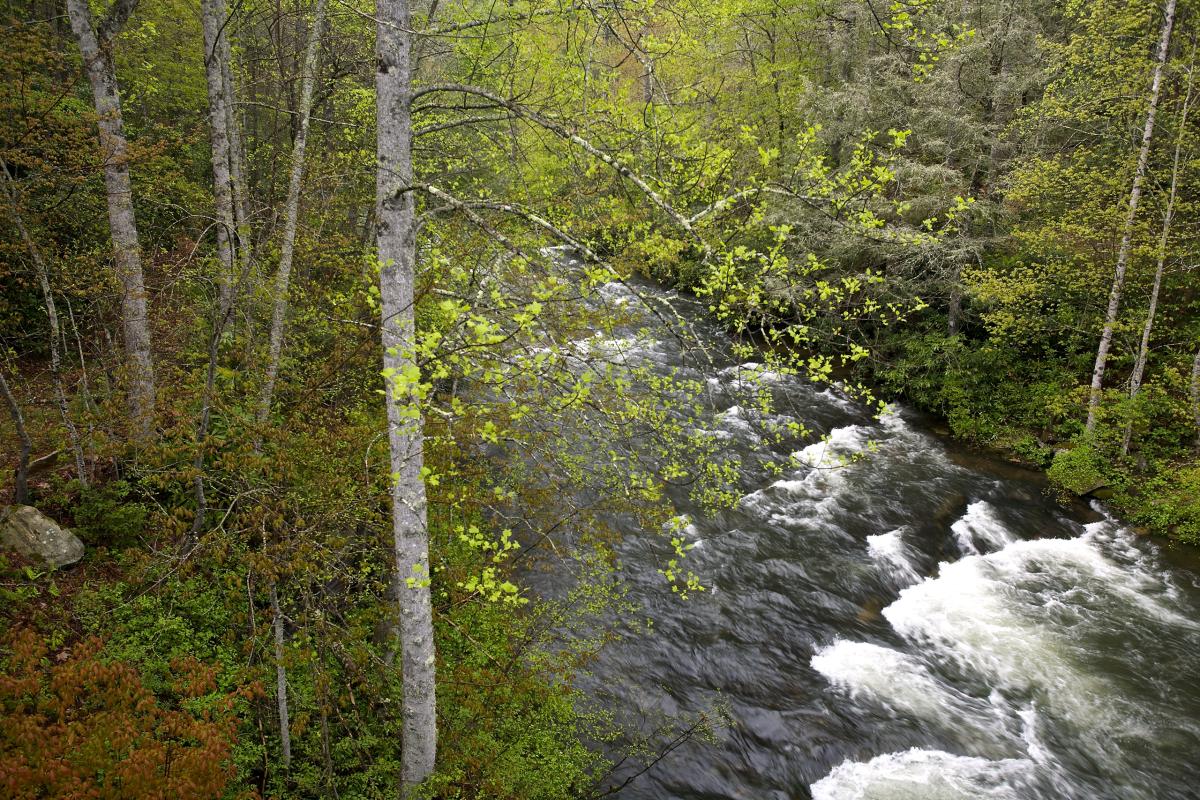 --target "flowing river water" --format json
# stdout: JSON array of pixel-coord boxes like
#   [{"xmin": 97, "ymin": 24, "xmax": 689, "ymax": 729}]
[{"xmin": 520, "ymin": 267, "xmax": 1200, "ymax": 800}]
